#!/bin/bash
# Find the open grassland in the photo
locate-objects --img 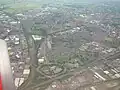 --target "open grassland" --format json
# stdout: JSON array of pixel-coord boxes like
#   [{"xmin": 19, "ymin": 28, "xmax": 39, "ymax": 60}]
[
  {"xmin": 3, "ymin": 2, "xmax": 40, "ymax": 13},
  {"xmin": 0, "ymin": 0, "xmax": 12, "ymax": 4}
]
